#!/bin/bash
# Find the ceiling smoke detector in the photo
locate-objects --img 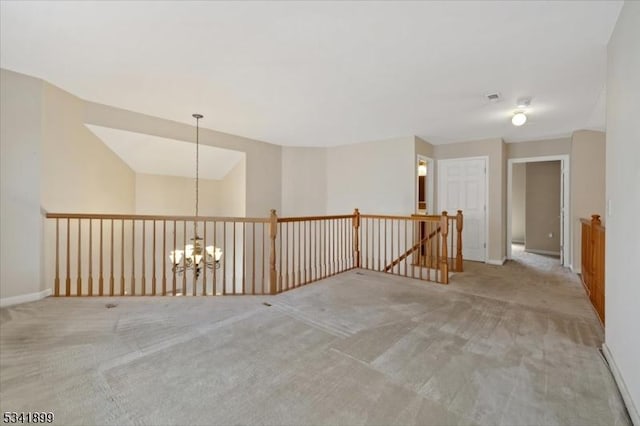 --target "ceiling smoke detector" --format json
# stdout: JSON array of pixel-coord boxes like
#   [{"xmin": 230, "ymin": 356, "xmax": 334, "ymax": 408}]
[{"xmin": 485, "ymin": 92, "xmax": 502, "ymax": 102}]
